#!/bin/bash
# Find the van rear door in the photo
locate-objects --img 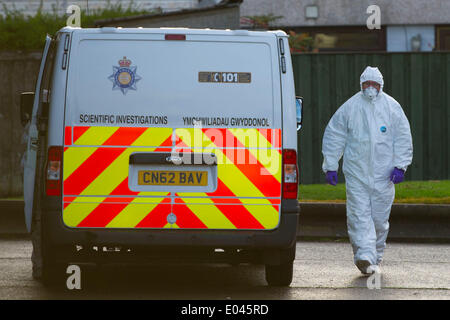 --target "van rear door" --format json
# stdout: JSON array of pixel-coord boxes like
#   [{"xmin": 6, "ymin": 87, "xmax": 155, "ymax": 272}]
[
  {"xmin": 62, "ymin": 30, "xmax": 282, "ymax": 230},
  {"xmin": 24, "ymin": 35, "xmax": 53, "ymax": 233}
]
